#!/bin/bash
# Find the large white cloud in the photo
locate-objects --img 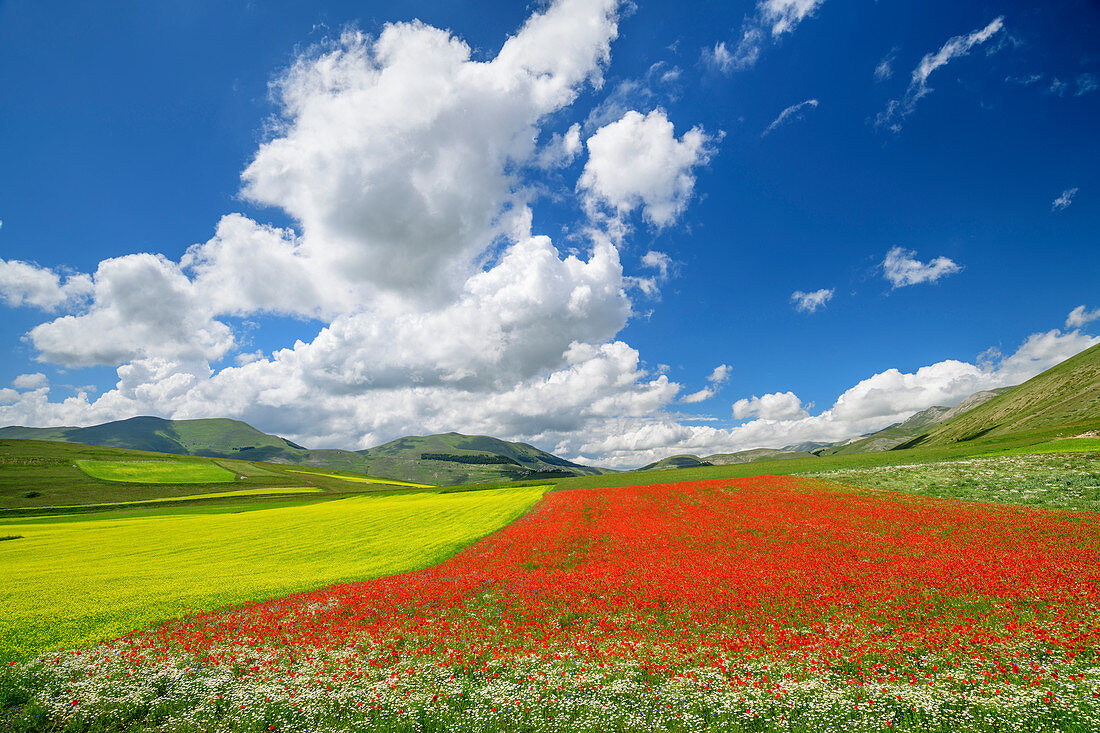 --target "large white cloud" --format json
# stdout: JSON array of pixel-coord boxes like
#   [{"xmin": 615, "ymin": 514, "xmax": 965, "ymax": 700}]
[
  {"xmin": 733, "ymin": 391, "xmax": 808, "ymax": 420},
  {"xmin": 13, "ymin": 1, "xmax": 632, "ymax": 367},
  {"xmin": 27, "ymin": 253, "xmax": 235, "ymax": 367},
  {"xmin": 241, "ymin": 0, "xmax": 621, "ymax": 299},
  {"xmin": 578, "ymin": 109, "xmax": 712, "ymax": 227},
  {"xmin": 1, "ymin": 0, "xmax": 694, "ymax": 455}
]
